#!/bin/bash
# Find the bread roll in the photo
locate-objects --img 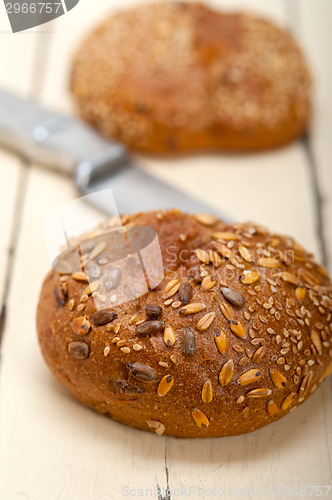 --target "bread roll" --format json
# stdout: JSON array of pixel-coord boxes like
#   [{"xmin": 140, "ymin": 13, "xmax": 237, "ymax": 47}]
[
  {"xmin": 37, "ymin": 210, "xmax": 332, "ymax": 438},
  {"xmin": 71, "ymin": 2, "xmax": 312, "ymax": 153}
]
